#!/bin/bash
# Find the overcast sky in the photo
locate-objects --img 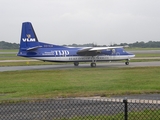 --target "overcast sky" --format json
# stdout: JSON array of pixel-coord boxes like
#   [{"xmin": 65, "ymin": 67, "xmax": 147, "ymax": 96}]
[{"xmin": 1, "ymin": 0, "xmax": 160, "ymax": 45}]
